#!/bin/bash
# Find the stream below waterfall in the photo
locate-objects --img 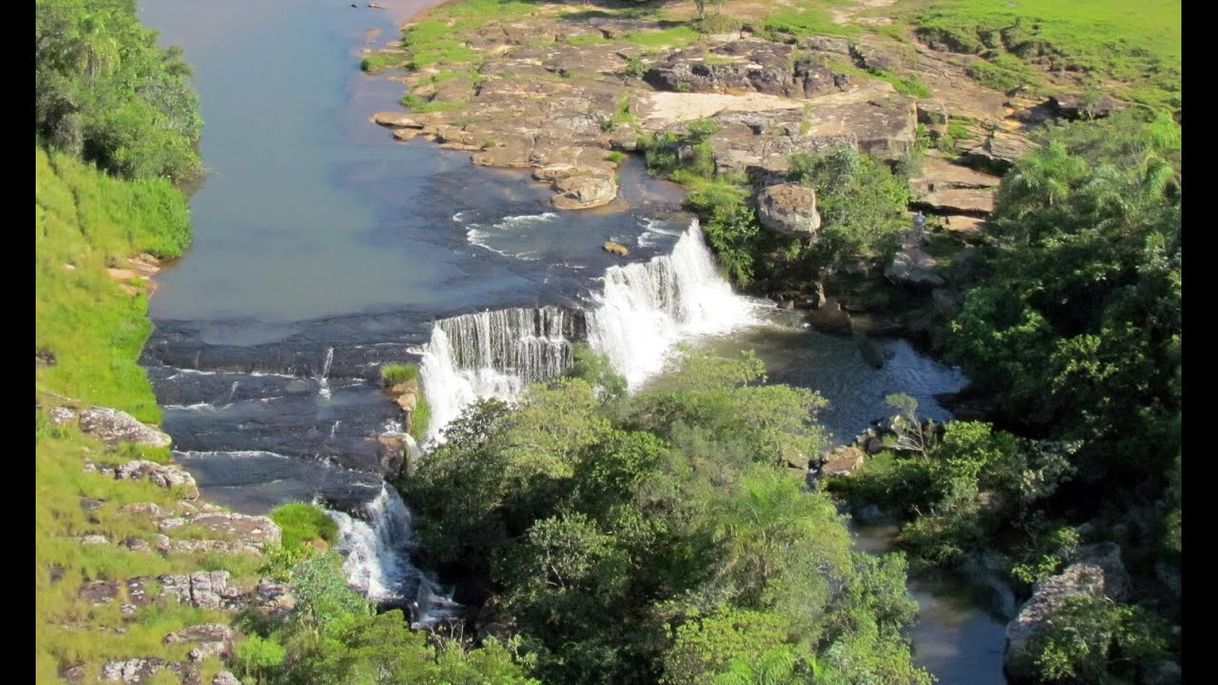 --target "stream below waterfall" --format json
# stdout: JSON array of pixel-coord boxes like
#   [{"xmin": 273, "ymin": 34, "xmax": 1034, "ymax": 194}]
[{"xmin": 138, "ymin": 0, "xmax": 1007, "ymax": 679}]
